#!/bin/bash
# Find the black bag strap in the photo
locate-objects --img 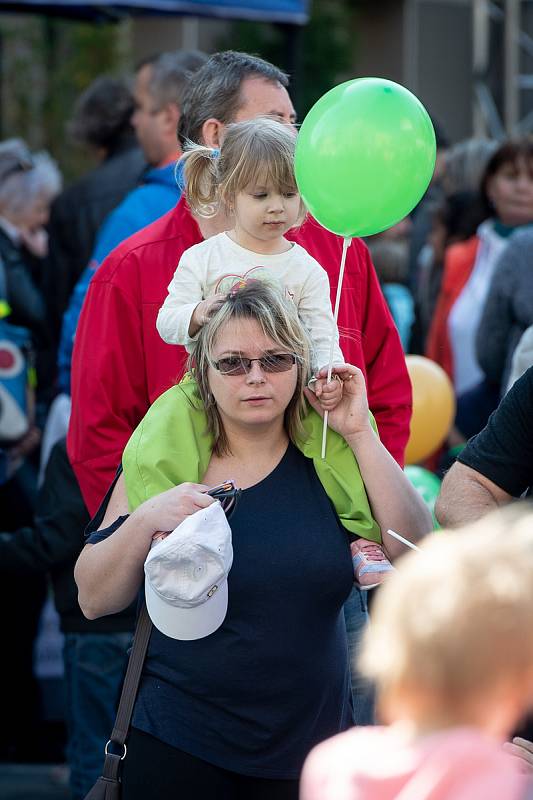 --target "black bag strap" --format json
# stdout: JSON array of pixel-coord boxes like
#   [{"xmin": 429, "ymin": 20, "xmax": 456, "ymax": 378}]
[{"xmin": 102, "ymin": 602, "xmax": 152, "ymax": 778}]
